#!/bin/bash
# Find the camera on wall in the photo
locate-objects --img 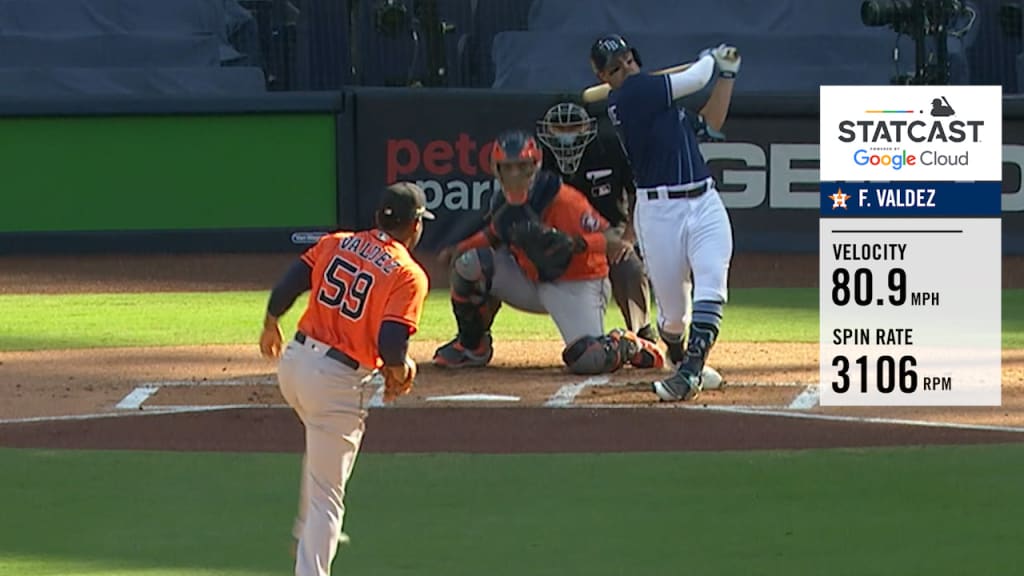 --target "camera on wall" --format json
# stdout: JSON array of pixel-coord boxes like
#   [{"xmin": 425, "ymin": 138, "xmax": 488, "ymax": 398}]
[{"xmin": 860, "ymin": 0, "xmax": 975, "ymax": 85}]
